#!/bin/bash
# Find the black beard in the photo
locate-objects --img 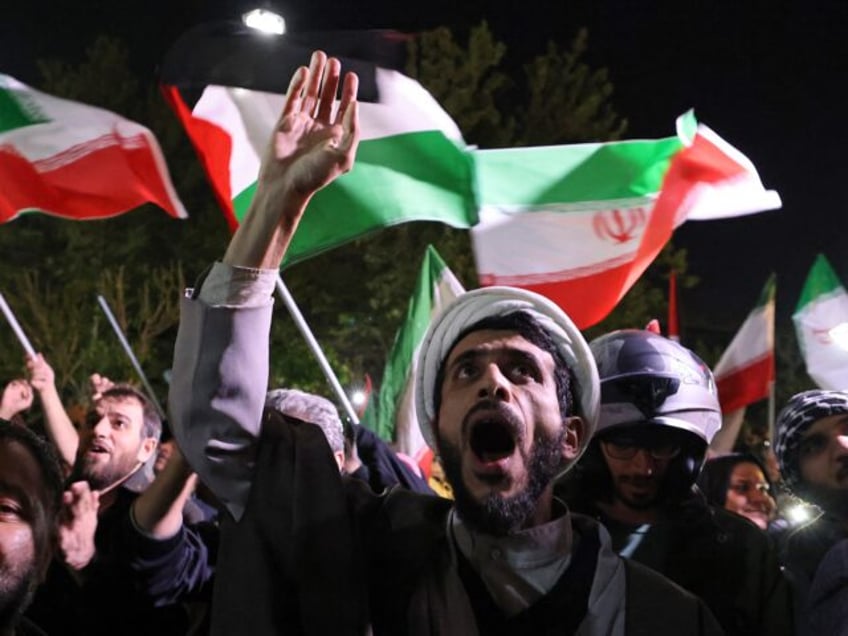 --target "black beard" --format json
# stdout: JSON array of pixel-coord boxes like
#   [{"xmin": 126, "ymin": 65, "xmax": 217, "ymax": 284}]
[
  {"xmin": 439, "ymin": 428, "xmax": 565, "ymax": 536},
  {"xmin": 0, "ymin": 562, "xmax": 38, "ymax": 631},
  {"xmin": 73, "ymin": 453, "xmax": 138, "ymax": 491}
]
